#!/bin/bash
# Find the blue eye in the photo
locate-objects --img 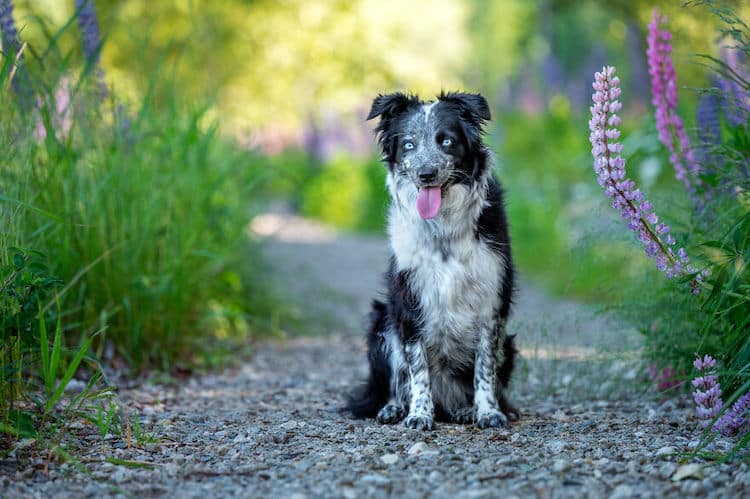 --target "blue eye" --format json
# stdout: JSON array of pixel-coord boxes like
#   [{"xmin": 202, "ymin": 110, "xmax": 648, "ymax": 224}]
[
  {"xmin": 442, "ymin": 137, "xmax": 452, "ymax": 147},
  {"xmin": 404, "ymin": 141, "xmax": 414, "ymax": 150}
]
